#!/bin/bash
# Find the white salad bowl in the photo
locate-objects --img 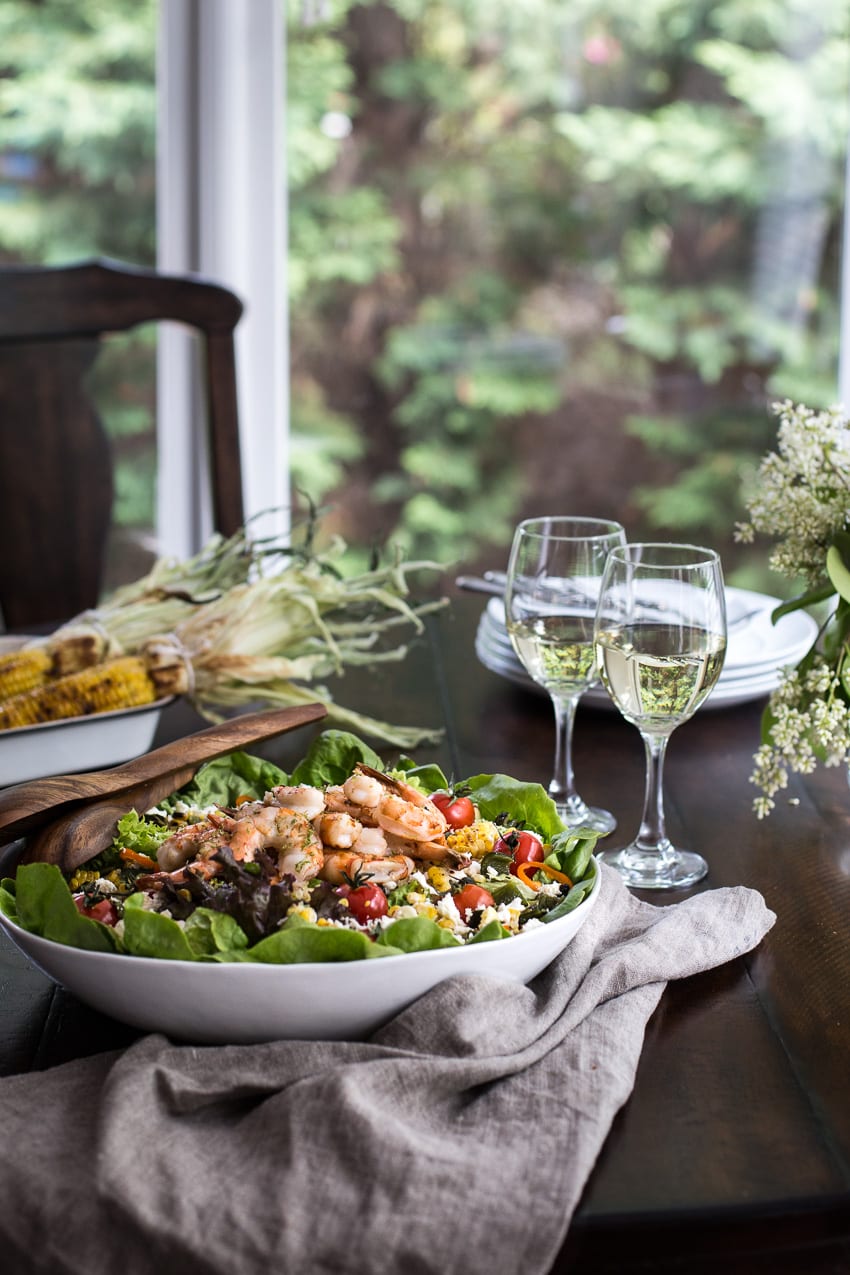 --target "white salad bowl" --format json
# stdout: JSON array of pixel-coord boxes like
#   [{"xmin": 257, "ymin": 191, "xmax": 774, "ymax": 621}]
[{"xmin": 0, "ymin": 863, "xmax": 601, "ymax": 1043}]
